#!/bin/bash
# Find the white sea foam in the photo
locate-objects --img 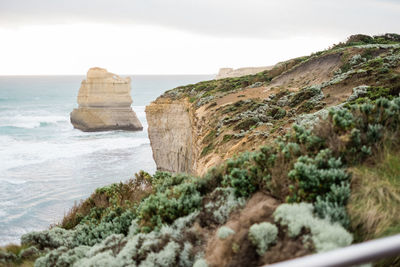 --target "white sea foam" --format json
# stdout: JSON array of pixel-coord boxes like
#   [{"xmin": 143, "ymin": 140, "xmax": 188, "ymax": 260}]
[
  {"xmin": 0, "ymin": 104, "xmax": 150, "ymax": 171},
  {"xmin": 0, "ymin": 105, "xmax": 146, "ymax": 129},
  {"xmin": 0, "ymin": 114, "xmax": 68, "ymax": 129},
  {"xmin": 0, "ymin": 178, "xmax": 27, "ymax": 185},
  {"xmin": 0, "ymin": 135, "xmax": 150, "ymax": 172}
]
